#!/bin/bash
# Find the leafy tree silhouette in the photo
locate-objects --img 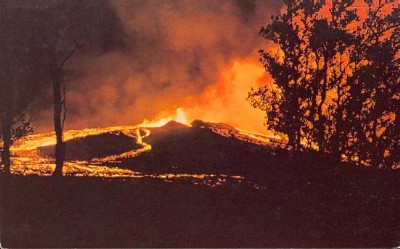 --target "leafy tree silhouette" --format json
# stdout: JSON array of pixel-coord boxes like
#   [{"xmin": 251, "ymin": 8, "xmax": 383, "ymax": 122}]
[
  {"xmin": 249, "ymin": 0, "xmax": 324, "ymax": 153},
  {"xmin": 249, "ymin": 0, "xmax": 399, "ymax": 168},
  {"xmin": 345, "ymin": 4, "xmax": 400, "ymax": 168}
]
